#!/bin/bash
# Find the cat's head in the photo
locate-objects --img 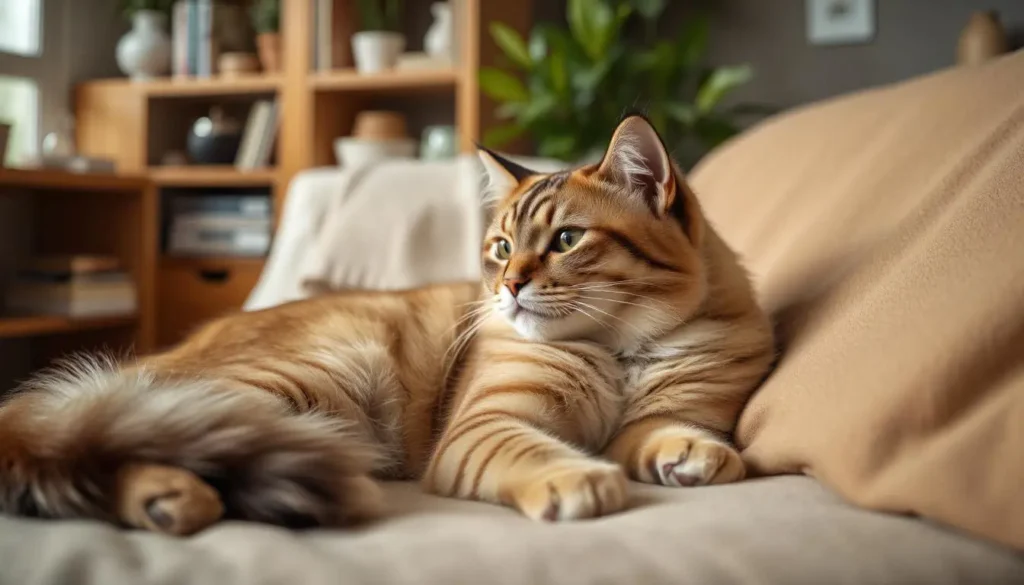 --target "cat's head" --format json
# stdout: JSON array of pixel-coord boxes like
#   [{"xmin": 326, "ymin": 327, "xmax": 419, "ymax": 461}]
[{"xmin": 478, "ymin": 115, "xmax": 709, "ymax": 348}]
